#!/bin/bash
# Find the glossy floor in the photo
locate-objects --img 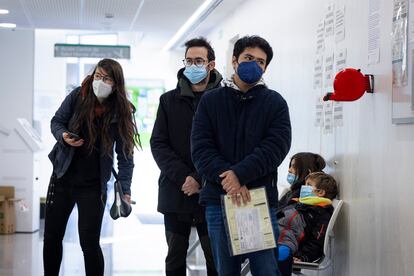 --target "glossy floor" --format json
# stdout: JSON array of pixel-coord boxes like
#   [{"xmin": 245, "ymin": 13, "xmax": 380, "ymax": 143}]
[{"xmin": 0, "ymin": 208, "xmax": 208, "ymax": 276}]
